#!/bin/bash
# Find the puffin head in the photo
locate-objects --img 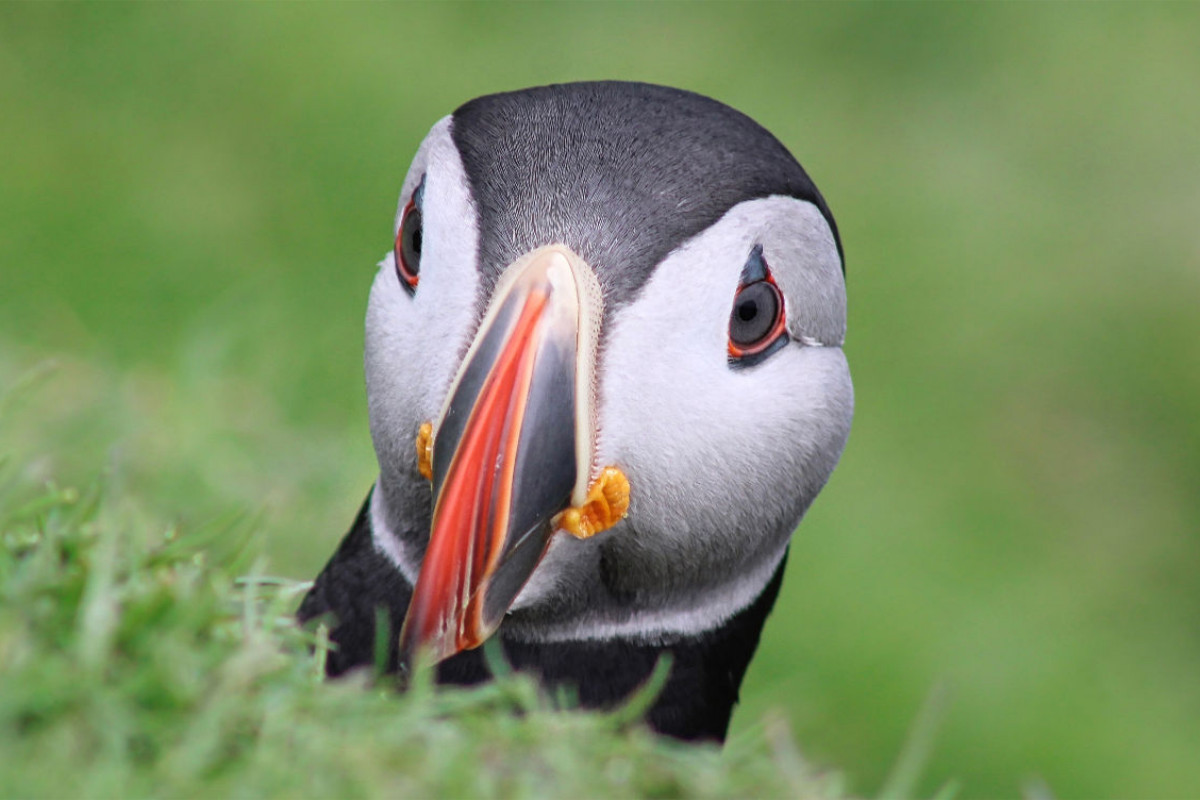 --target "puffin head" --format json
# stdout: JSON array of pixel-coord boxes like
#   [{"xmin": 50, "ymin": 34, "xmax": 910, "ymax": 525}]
[{"xmin": 361, "ymin": 82, "xmax": 852, "ymax": 665}]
